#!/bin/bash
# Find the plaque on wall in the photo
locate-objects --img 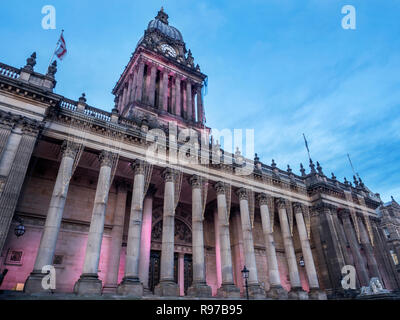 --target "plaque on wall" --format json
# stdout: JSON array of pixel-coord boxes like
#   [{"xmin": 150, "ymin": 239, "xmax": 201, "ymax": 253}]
[{"xmin": 5, "ymin": 249, "xmax": 24, "ymax": 266}]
